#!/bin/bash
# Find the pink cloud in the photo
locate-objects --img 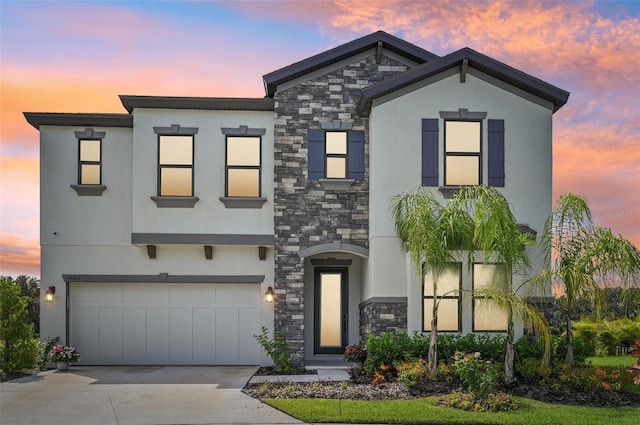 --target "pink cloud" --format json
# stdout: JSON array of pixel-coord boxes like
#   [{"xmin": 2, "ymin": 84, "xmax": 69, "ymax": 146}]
[{"xmin": 0, "ymin": 233, "xmax": 40, "ymax": 278}]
